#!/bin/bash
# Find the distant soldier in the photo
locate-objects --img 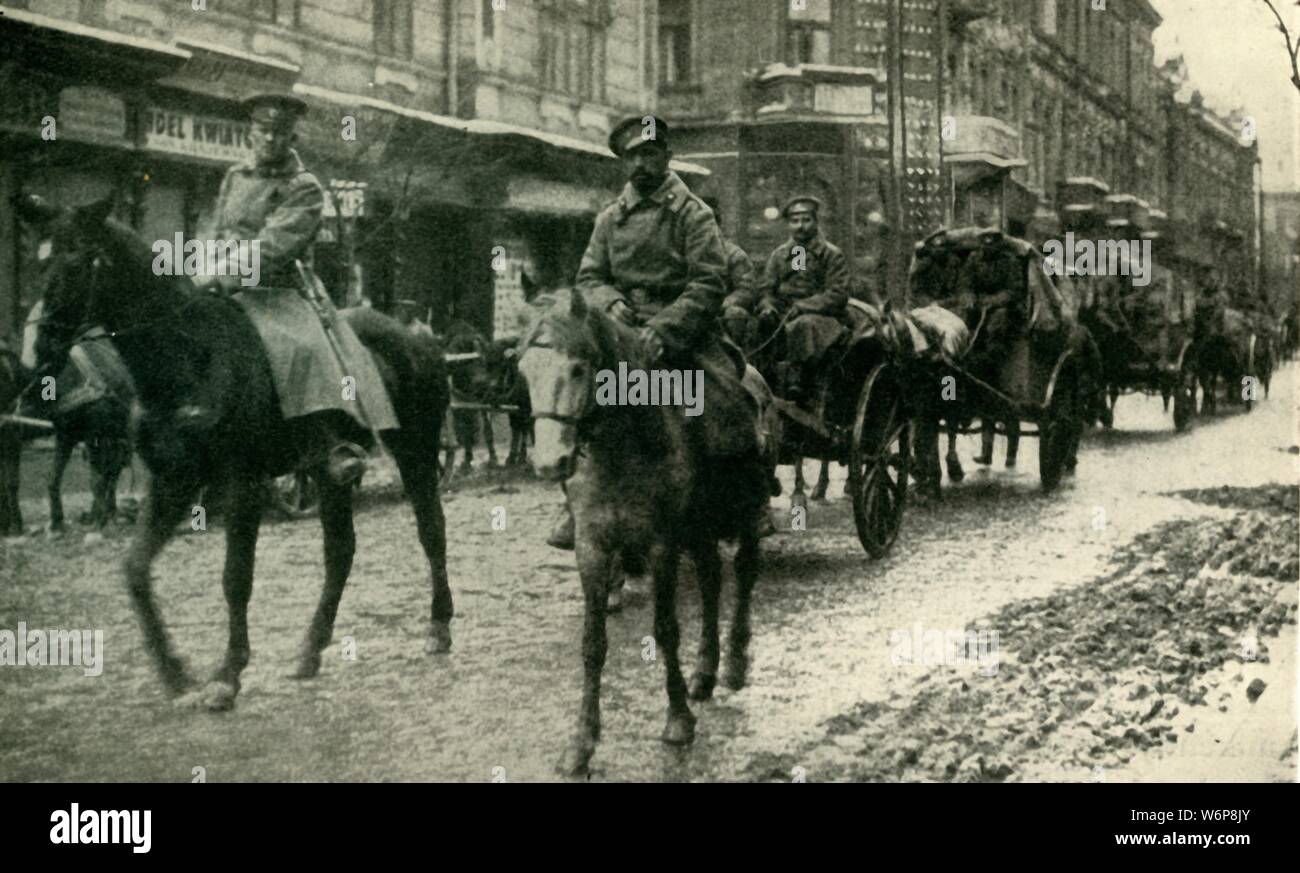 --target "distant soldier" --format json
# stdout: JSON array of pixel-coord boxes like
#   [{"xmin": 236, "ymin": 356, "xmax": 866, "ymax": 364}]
[
  {"xmin": 756, "ymin": 196, "xmax": 850, "ymax": 405},
  {"xmin": 700, "ymin": 195, "xmax": 757, "ymax": 350},
  {"xmin": 193, "ymin": 93, "xmax": 397, "ymax": 485}
]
